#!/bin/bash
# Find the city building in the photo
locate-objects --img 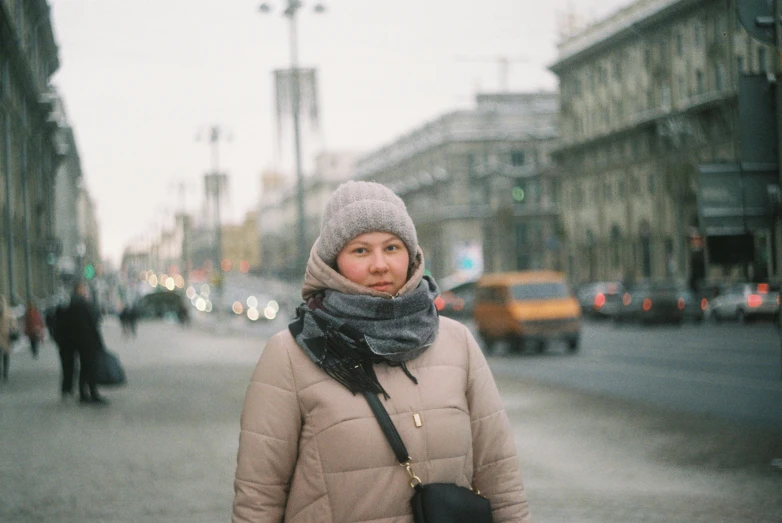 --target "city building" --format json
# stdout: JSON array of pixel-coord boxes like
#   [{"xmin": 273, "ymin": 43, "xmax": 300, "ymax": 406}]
[
  {"xmin": 549, "ymin": 0, "xmax": 779, "ymax": 287},
  {"xmin": 52, "ymin": 95, "xmax": 100, "ymax": 286},
  {"xmin": 221, "ymin": 211, "xmax": 261, "ymax": 274},
  {"xmin": 0, "ymin": 0, "xmax": 79, "ymax": 302},
  {"xmin": 354, "ymin": 92, "xmax": 561, "ymax": 281},
  {"xmin": 259, "ymin": 151, "xmax": 362, "ymax": 278}
]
